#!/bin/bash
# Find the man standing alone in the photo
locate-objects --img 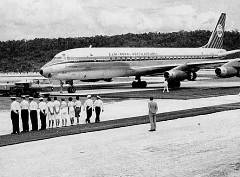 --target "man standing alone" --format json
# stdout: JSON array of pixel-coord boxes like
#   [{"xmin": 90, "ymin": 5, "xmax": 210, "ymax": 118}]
[
  {"xmin": 148, "ymin": 97, "xmax": 158, "ymax": 131},
  {"xmin": 163, "ymin": 79, "xmax": 169, "ymax": 93}
]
